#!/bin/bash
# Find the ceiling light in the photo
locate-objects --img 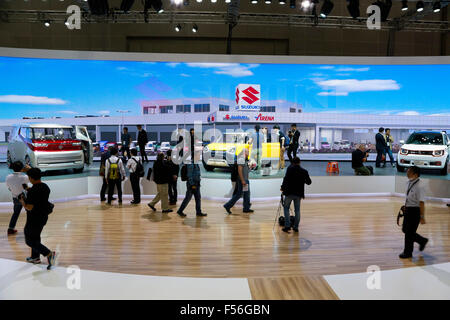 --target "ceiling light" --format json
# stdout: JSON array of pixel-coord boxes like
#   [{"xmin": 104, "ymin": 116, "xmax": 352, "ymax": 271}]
[
  {"xmin": 301, "ymin": 0, "xmax": 311, "ymax": 9},
  {"xmin": 289, "ymin": 0, "xmax": 295, "ymax": 9},
  {"xmin": 401, "ymin": 0, "xmax": 408, "ymax": 11},
  {"xmin": 320, "ymin": 0, "xmax": 333, "ymax": 18},
  {"xmin": 44, "ymin": 20, "xmax": 51, "ymax": 27},
  {"xmin": 433, "ymin": 1, "xmax": 441, "ymax": 13},
  {"xmin": 346, "ymin": 0, "xmax": 360, "ymax": 19},
  {"xmin": 279, "ymin": 0, "xmax": 286, "ymax": 4},
  {"xmin": 175, "ymin": 24, "xmax": 181, "ymax": 32},
  {"xmin": 416, "ymin": 1, "xmax": 424, "ymax": 12},
  {"xmin": 192, "ymin": 24, "xmax": 198, "ymax": 33}
]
